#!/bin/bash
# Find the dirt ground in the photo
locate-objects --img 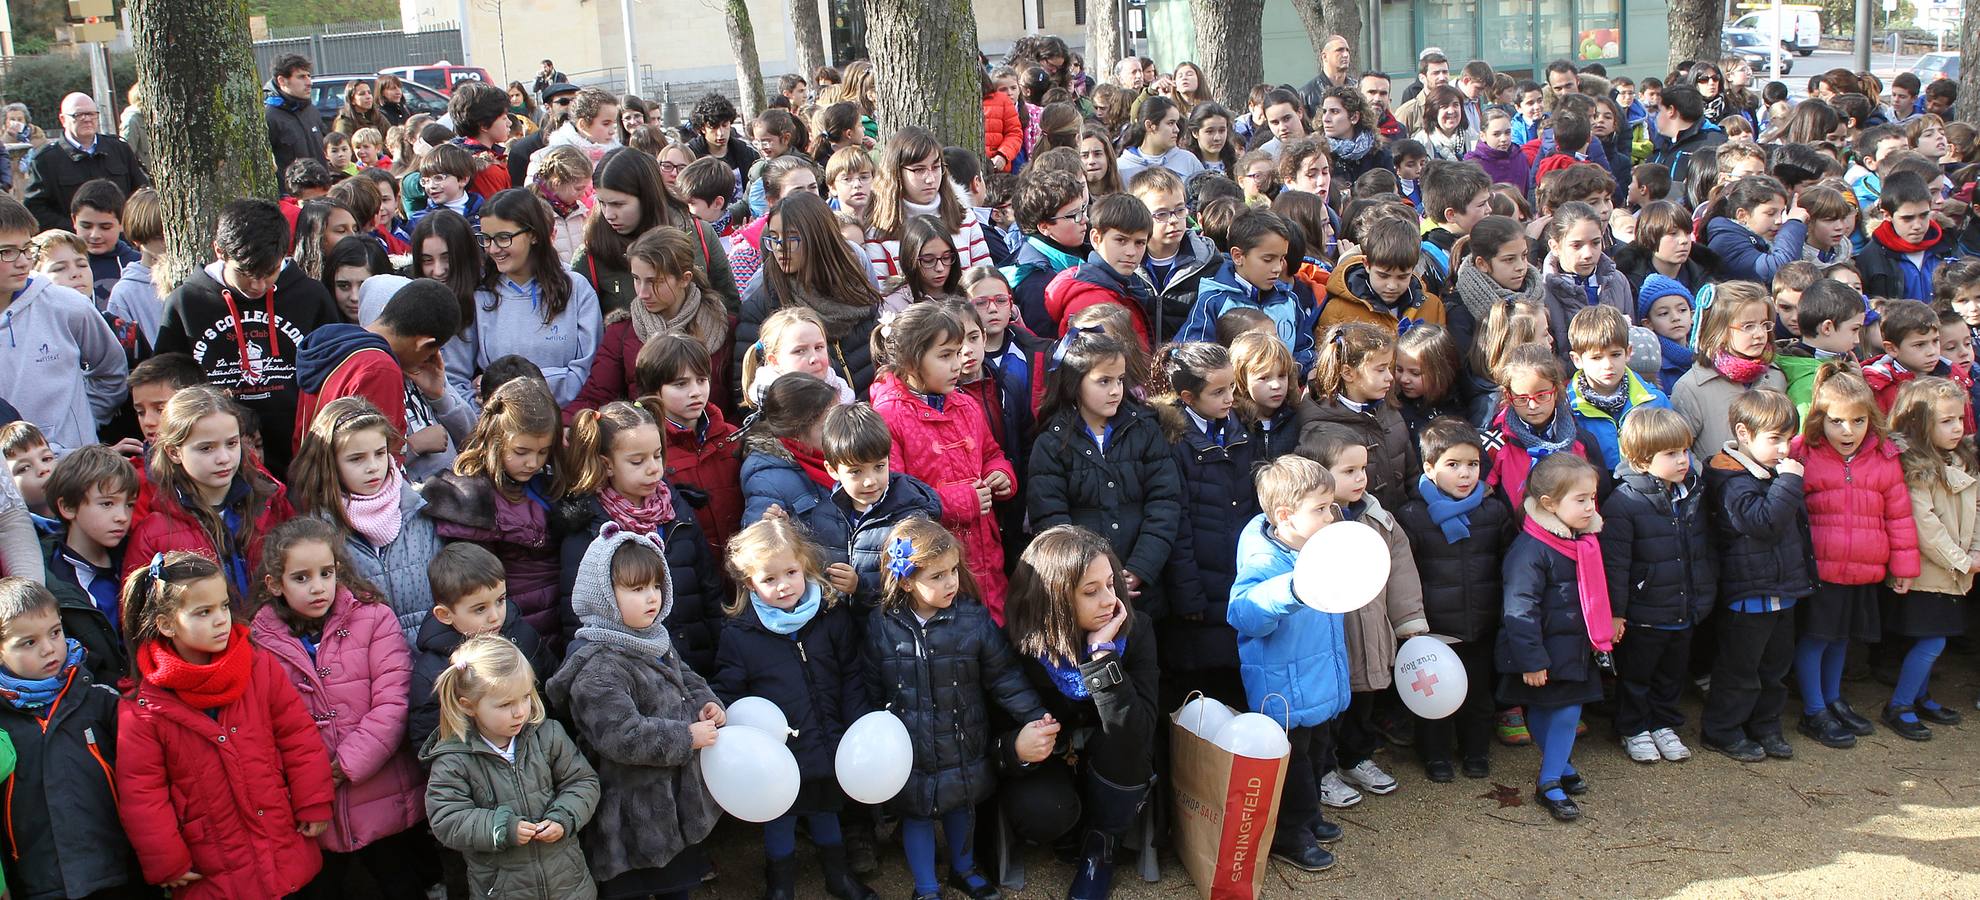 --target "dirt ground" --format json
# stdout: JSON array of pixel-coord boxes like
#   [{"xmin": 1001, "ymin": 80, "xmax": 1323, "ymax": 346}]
[{"xmin": 695, "ymin": 650, "xmax": 1980, "ymax": 899}]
